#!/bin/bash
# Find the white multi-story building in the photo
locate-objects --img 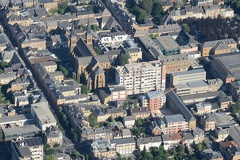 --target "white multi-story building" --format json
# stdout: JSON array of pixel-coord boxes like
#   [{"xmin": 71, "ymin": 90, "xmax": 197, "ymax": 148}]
[
  {"xmin": 11, "ymin": 137, "xmax": 44, "ymax": 160},
  {"xmin": 115, "ymin": 62, "xmax": 166, "ymax": 95}
]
